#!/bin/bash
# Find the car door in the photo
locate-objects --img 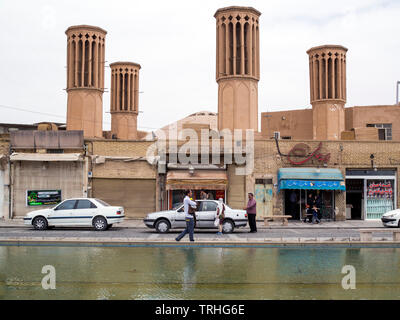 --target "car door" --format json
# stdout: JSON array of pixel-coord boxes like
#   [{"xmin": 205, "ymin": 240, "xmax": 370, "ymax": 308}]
[
  {"xmin": 48, "ymin": 200, "xmax": 77, "ymax": 226},
  {"xmin": 174, "ymin": 202, "xmax": 200, "ymax": 228},
  {"xmin": 198, "ymin": 201, "xmax": 218, "ymax": 228},
  {"xmin": 72, "ymin": 199, "xmax": 98, "ymax": 226},
  {"xmin": 174, "ymin": 205, "xmax": 186, "ymax": 228}
]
